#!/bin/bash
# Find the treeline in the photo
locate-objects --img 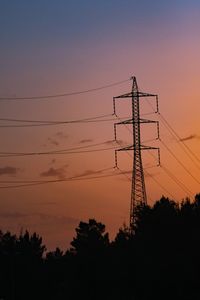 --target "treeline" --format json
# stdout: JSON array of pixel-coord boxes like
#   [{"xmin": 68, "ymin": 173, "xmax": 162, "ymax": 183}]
[{"xmin": 1, "ymin": 195, "xmax": 200, "ymax": 299}]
